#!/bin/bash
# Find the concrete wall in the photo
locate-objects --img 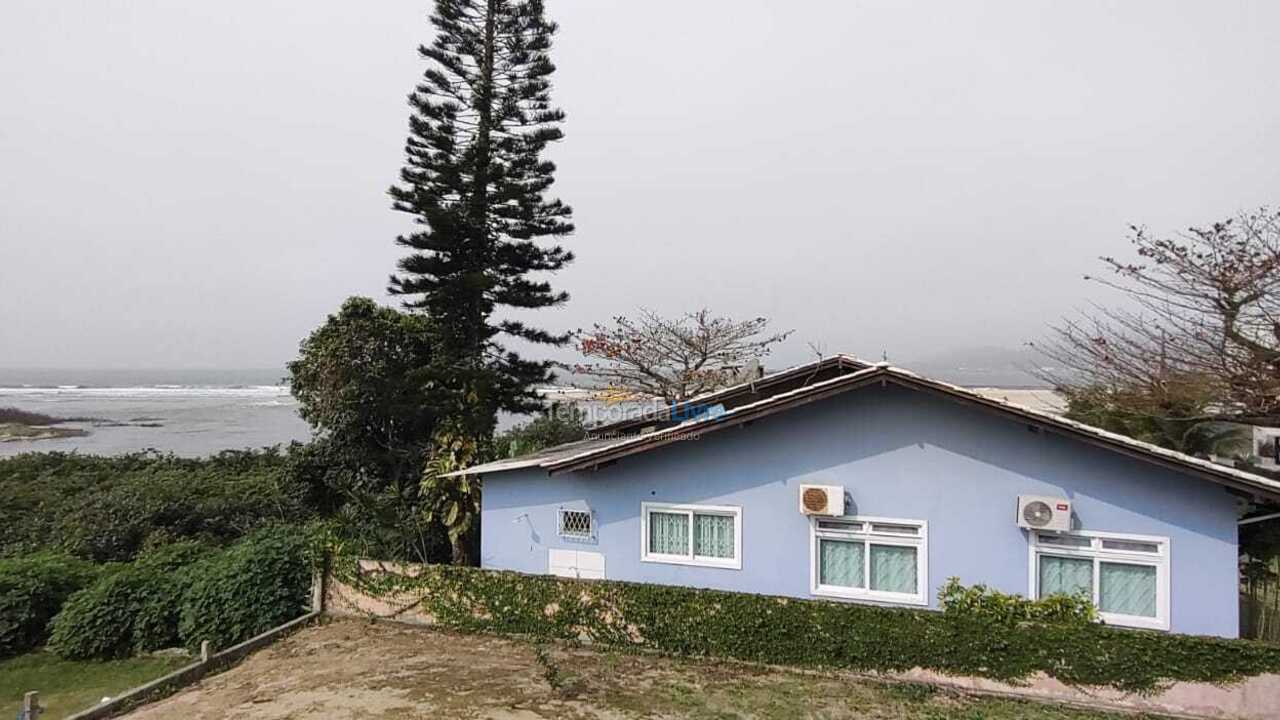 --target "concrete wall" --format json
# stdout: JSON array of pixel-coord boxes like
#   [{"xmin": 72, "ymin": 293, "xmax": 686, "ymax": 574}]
[{"xmin": 481, "ymin": 384, "xmax": 1240, "ymax": 637}]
